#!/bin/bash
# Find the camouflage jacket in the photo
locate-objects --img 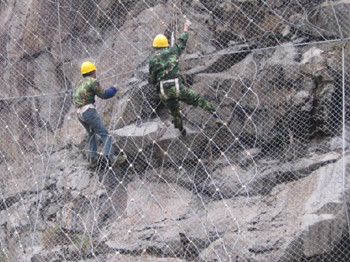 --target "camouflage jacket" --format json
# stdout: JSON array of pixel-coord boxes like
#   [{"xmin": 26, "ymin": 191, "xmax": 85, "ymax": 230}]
[
  {"xmin": 74, "ymin": 76, "xmax": 105, "ymax": 108},
  {"xmin": 148, "ymin": 32, "xmax": 188, "ymax": 87}
]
